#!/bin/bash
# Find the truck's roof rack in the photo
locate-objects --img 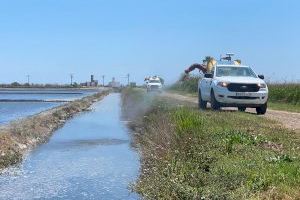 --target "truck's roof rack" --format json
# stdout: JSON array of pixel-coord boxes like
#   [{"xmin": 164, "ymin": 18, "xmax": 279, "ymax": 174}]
[{"xmin": 220, "ymin": 53, "xmax": 235, "ymax": 61}]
